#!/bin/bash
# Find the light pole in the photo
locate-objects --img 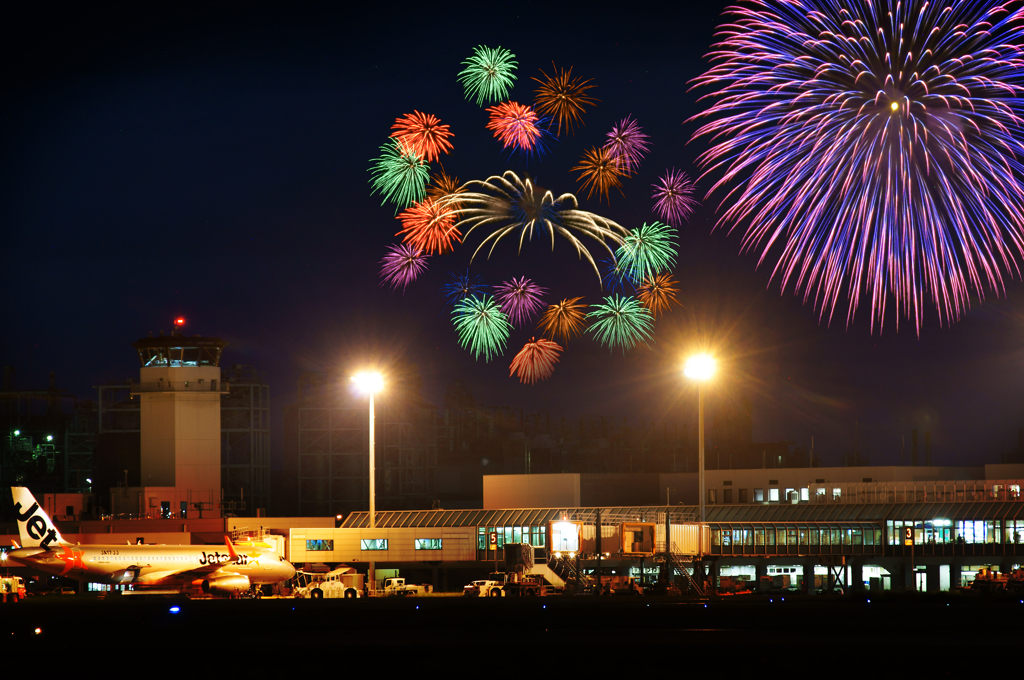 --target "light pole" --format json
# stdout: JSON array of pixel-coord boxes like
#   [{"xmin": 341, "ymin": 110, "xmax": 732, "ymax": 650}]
[
  {"xmin": 352, "ymin": 372, "xmax": 384, "ymax": 528},
  {"xmin": 684, "ymin": 354, "xmax": 715, "ymax": 523}
]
